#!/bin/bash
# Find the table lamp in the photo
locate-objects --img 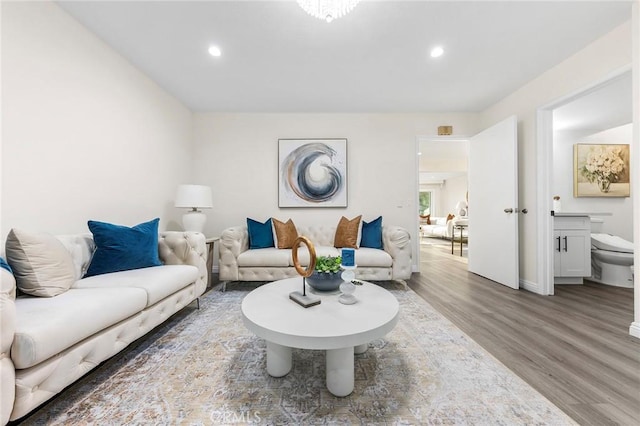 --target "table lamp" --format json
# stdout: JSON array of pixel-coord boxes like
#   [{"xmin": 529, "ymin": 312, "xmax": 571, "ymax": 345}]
[
  {"xmin": 174, "ymin": 184, "xmax": 213, "ymax": 233},
  {"xmin": 455, "ymin": 200, "xmax": 468, "ymax": 217}
]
